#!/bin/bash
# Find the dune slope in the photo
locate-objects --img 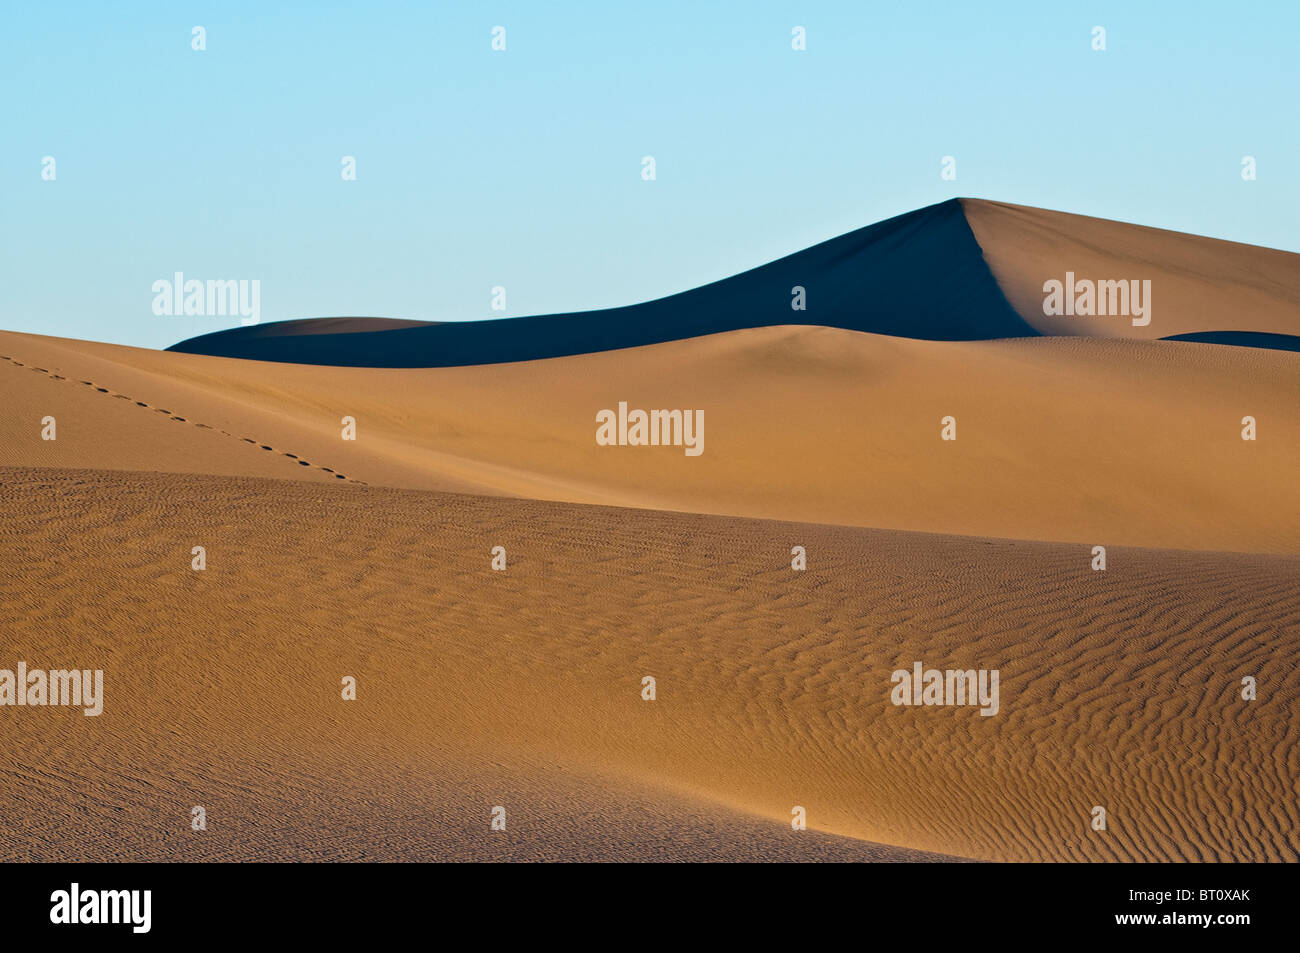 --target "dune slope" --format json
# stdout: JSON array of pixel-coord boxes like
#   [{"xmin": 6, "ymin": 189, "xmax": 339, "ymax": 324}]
[
  {"xmin": 2, "ymin": 197, "xmax": 1296, "ymax": 863},
  {"xmin": 167, "ymin": 198, "xmax": 1034, "ymax": 367},
  {"xmin": 963, "ymin": 198, "xmax": 1300, "ymax": 343},
  {"xmin": 0, "ymin": 468, "xmax": 1294, "ymax": 862},
  {"xmin": 4, "ymin": 326, "xmax": 1297, "ymax": 554},
  {"xmin": 168, "ymin": 198, "xmax": 1300, "ymax": 367}
]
